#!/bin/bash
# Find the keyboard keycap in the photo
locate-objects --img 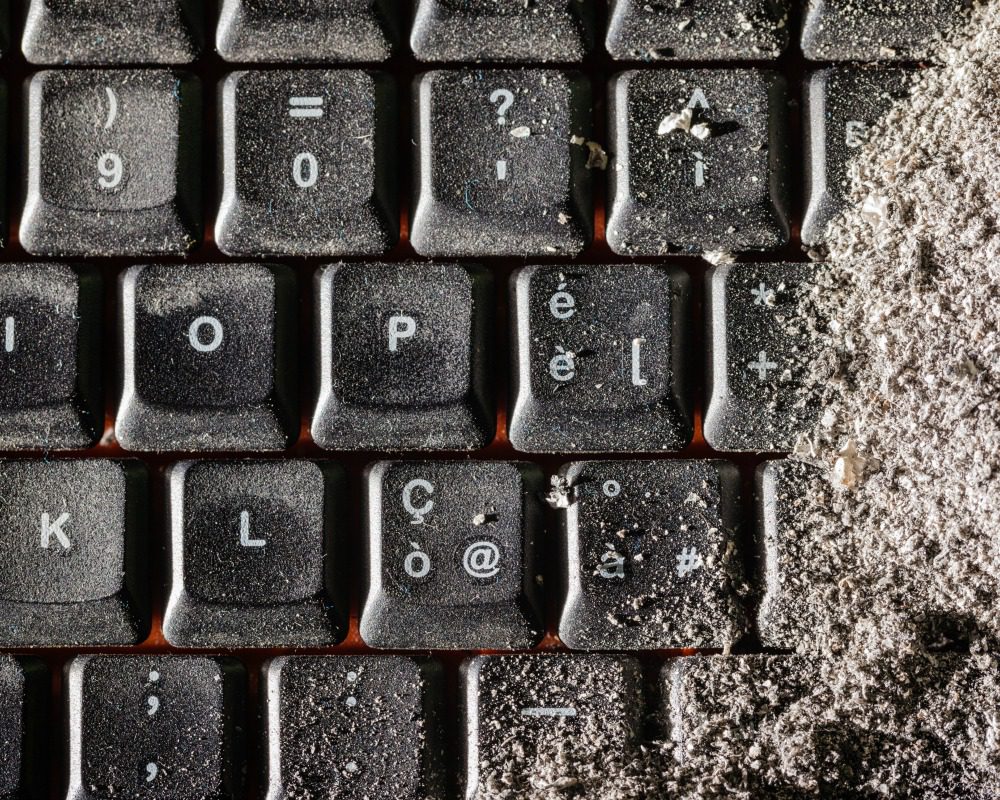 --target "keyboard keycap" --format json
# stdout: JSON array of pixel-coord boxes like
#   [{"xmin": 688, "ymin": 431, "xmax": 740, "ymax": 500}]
[
  {"xmin": 802, "ymin": 67, "xmax": 911, "ymax": 246},
  {"xmin": 462, "ymin": 655, "xmax": 643, "ymax": 800},
  {"xmin": 0, "ymin": 263, "xmax": 102, "ymax": 450},
  {"xmin": 21, "ymin": 69, "xmax": 202, "ymax": 257},
  {"xmin": 704, "ymin": 262, "xmax": 819, "ymax": 452},
  {"xmin": 801, "ymin": 0, "xmax": 970, "ymax": 62},
  {"xmin": 411, "ymin": 0, "xmax": 595, "ymax": 63},
  {"xmin": 263, "ymin": 656, "xmax": 444, "ymax": 798},
  {"xmin": 312, "ymin": 261, "xmax": 495, "ymax": 451},
  {"xmin": 606, "ymin": 0, "xmax": 792, "ymax": 61},
  {"xmin": 22, "ymin": 0, "xmax": 202, "ymax": 64},
  {"xmin": 607, "ymin": 69, "xmax": 790, "ymax": 256},
  {"xmin": 557, "ymin": 460, "xmax": 745, "ymax": 650},
  {"xmin": 66, "ymin": 655, "xmax": 245, "ymax": 800},
  {"xmin": 0, "ymin": 459, "xmax": 147, "ymax": 646},
  {"xmin": 216, "ymin": 69, "xmax": 398, "ymax": 257},
  {"xmin": 217, "ymin": 0, "xmax": 397, "ymax": 63},
  {"xmin": 508, "ymin": 264, "xmax": 692, "ymax": 453},
  {"xmin": 410, "ymin": 69, "xmax": 593, "ymax": 257},
  {"xmin": 115, "ymin": 263, "xmax": 298, "ymax": 452},
  {"xmin": 361, "ymin": 460, "xmax": 544, "ymax": 650},
  {"xmin": 163, "ymin": 460, "xmax": 346, "ymax": 648},
  {"xmin": 0, "ymin": 655, "xmax": 46, "ymax": 800}
]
